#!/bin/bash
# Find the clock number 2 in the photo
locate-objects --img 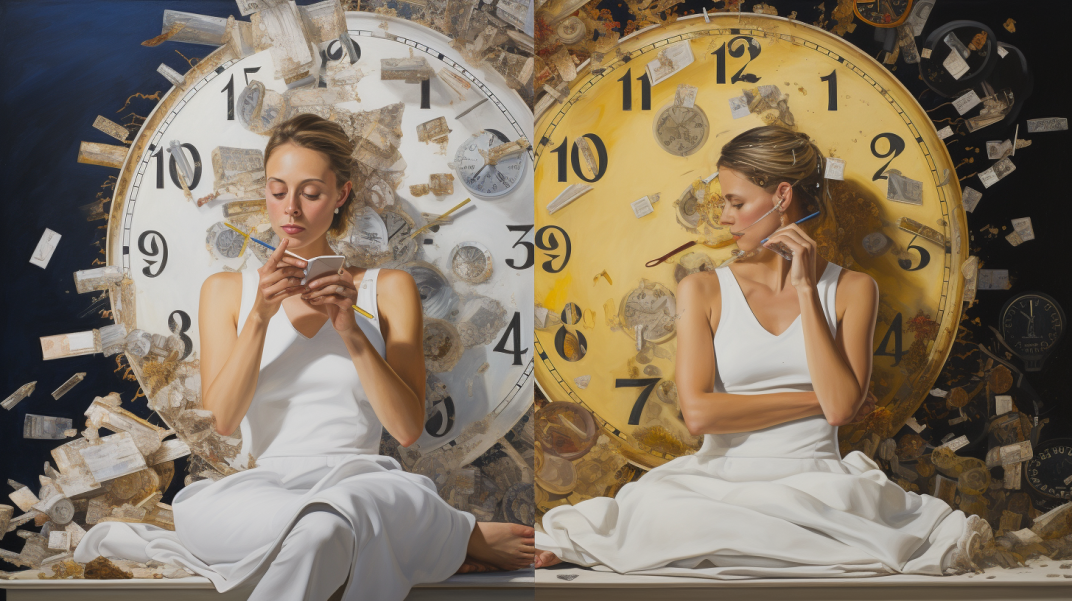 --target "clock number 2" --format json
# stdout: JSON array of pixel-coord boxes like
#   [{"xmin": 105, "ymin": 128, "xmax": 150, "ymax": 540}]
[
  {"xmin": 138, "ymin": 231, "xmax": 168, "ymax": 278},
  {"xmin": 711, "ymin": 36, "xmax": 761, "ymax": 84},
  {"xmin": 870, "ymin": 133, "xmax": 905, "ymax": 181},
  {"xmin": 221, "ymin": 68, "xmax": 262, "ymax": 120},
  {"xmin": 152, "ymin": 144, "xmax": 202, "ymax": 189},
  {"xmin": 493, "ymin": 311, "xmax": 528, "ymax": 366},
  {"xmin": 551, "ymin": 134, "xmax": 608, "ymax": 183},
  {"xmin": 874, "ymin": 312, "xmax": 905, "ymax": 366},
  {"xmin": 535, "ymin": 225, "xmax": 571, "ymax": 273},
  {"xmin": 168, "ymin": 310, "xmax": 193, "ymax": 361},
  {"xmin": 617, "ymin": 378, "xmax": 660, "ymax": 425},
  {"xmin": 618, "ymin": 68, "xmax": 651, "ymax": 111}
]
